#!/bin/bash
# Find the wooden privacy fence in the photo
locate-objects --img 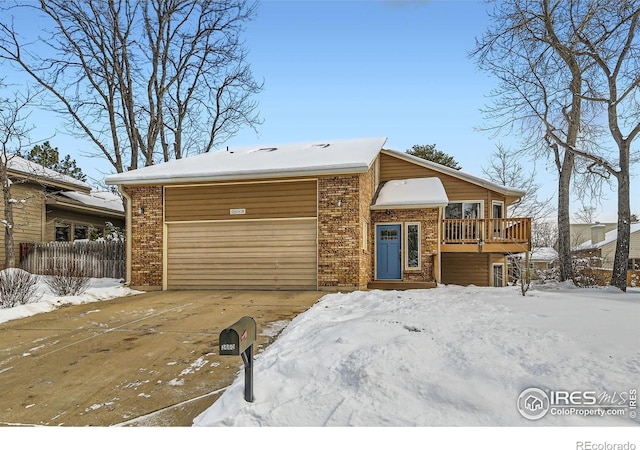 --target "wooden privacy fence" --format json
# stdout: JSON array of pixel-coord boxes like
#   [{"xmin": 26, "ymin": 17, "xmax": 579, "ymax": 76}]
[
  {"xmin": 19, "ymin": 241, "xmax": 125, "ymax": 279},
  {"xmin": 587, "ymin": 268, "xmax": 640, "ymax": 287}
]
